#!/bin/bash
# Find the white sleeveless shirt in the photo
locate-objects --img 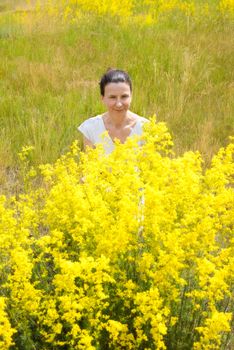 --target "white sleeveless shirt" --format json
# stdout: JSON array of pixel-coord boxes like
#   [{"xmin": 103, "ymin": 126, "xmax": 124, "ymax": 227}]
[{"xmin": 78, "ymin": 115, "xmax": 149, "ymax": 155}]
